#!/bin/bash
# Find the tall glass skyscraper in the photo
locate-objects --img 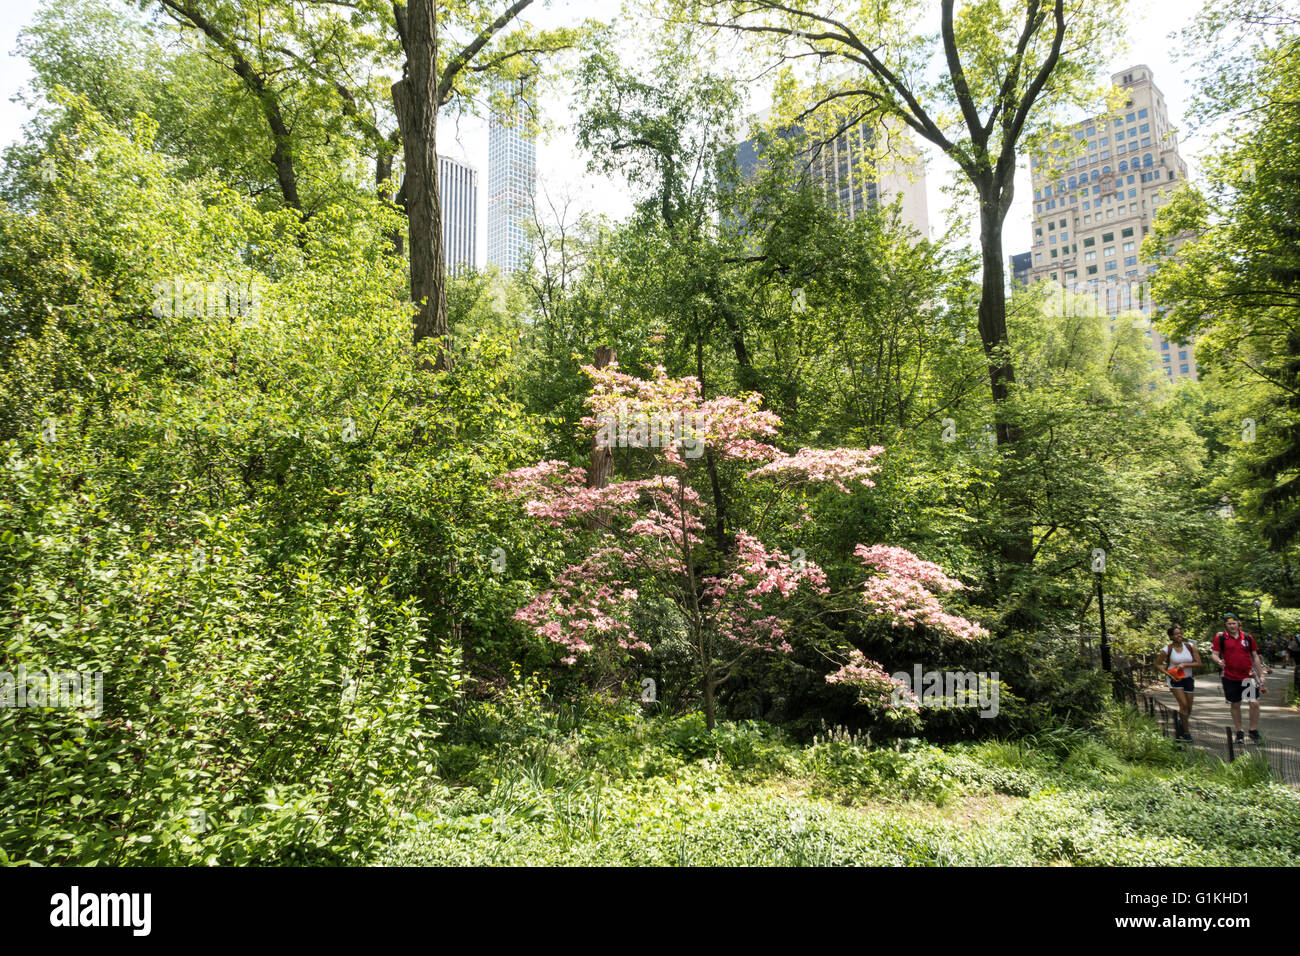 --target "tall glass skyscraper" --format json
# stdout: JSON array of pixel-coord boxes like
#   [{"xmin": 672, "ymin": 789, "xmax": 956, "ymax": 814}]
[
  {"xmin": 486, "ymin": 77, "xmax": 537, "ymax": 273},
  {"xmin": 439, "ymin": 154, "xmax": 478, "ymax": 275}
]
